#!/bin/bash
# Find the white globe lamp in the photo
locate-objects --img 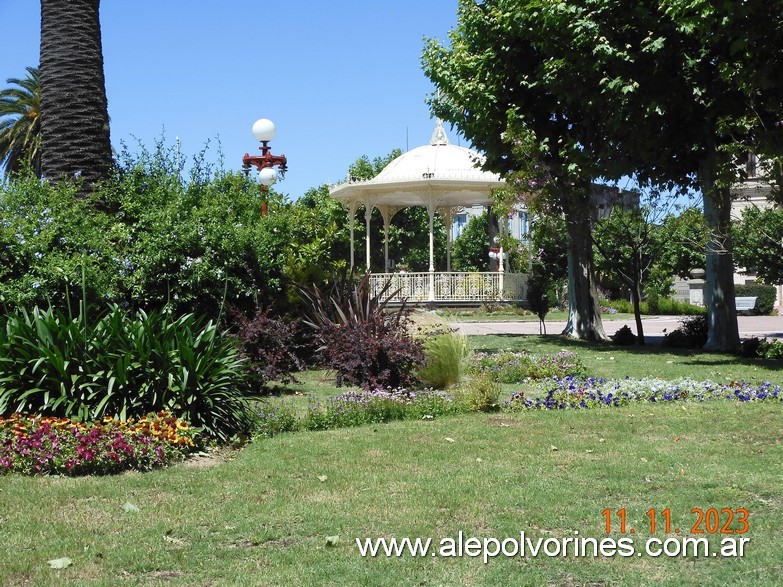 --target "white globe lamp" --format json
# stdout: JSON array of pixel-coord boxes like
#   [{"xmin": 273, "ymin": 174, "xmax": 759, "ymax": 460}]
[
  {"xmin": 258, "ymin": 166, "xmax": 278, "ymax": 186},
  {"xmin": 252, "ymin": 118, "xmax": 276, "ymax": 143}
]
